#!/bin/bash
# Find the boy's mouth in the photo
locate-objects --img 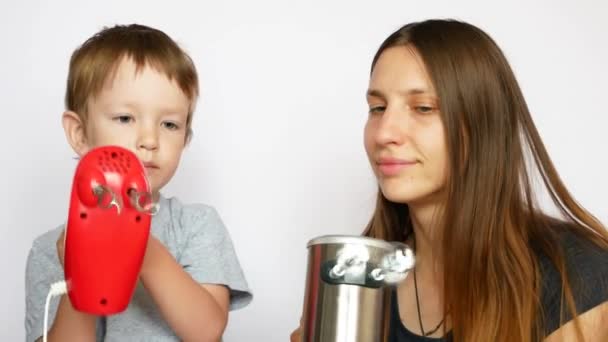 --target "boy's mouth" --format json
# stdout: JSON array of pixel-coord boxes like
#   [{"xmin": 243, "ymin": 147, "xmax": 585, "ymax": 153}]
[{"xmin": 142, "ymin": 161, "xmax": 159, "ymax": 169}]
